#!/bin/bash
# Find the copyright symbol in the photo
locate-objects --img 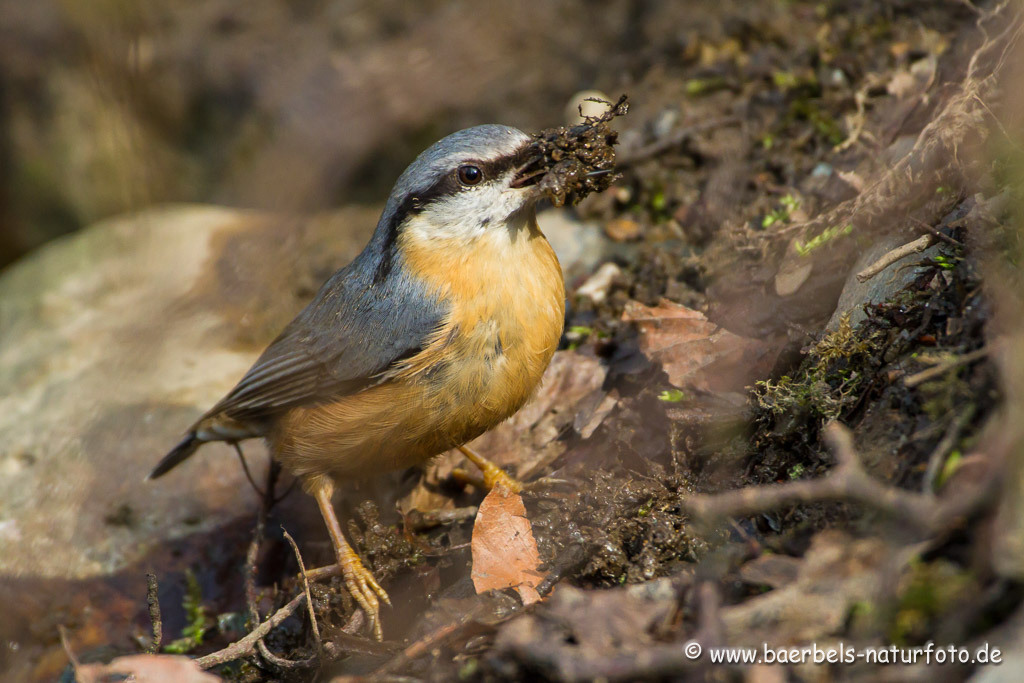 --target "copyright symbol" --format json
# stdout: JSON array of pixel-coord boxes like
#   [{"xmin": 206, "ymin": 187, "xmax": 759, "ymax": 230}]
[{"xmin": 684, "ymin": 640, "xmax": 702, "ymax": 659}]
